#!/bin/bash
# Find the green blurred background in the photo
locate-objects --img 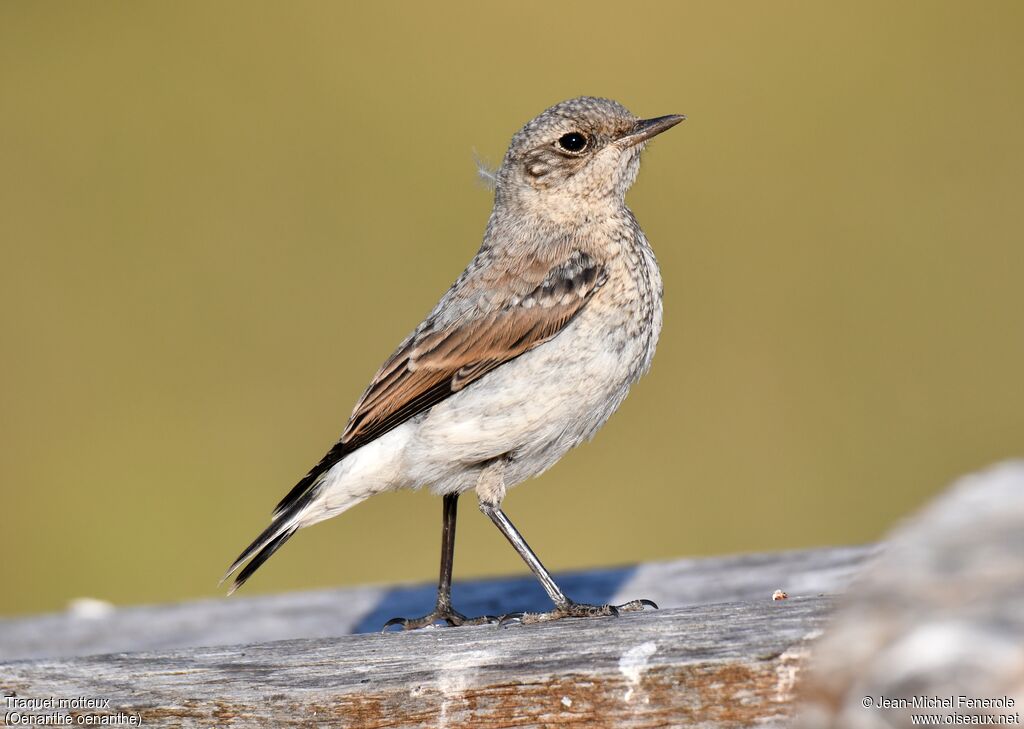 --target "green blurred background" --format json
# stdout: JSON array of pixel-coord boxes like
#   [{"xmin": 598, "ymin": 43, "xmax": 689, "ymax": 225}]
[{"xmin": 2, "ymin": 2, "xmax": 1023, "ymax": 618}]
